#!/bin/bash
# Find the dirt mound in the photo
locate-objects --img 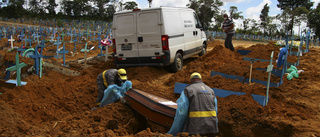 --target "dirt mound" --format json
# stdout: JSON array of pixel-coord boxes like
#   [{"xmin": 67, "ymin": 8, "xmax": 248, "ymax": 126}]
[{"xmin": 1, "ymin": 34, "xmax": 320, "ymax": 137}]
